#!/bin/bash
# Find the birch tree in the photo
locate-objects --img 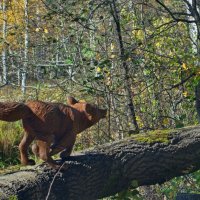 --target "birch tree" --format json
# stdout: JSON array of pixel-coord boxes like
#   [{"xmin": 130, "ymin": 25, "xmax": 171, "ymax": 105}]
[
  {"xmin": 22, "ymin": 0, "xmax": 29, "ymax": 95},
  {"xmin": 1, "ymin": 0, "xmax": 8, "ymax": 84},
  {"xmin": 155, "ymin": 0, "xmax": 200, "ymax": 122}
]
